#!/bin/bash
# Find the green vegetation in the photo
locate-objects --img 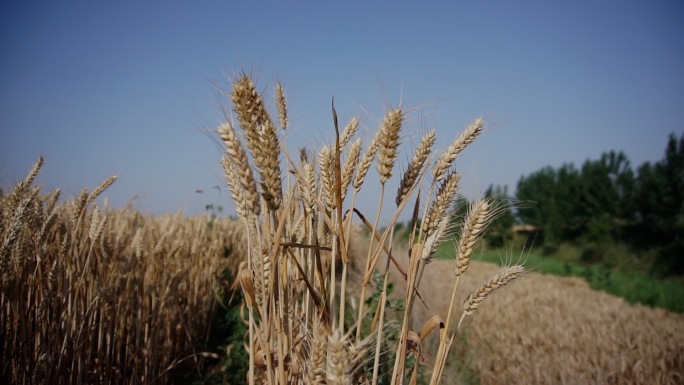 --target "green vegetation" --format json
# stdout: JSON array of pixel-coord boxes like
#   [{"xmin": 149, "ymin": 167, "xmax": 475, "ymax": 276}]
[
  {"xmin": 515, "ymin": 133, "xmax": 684, "ymax": 277},
  {"xmin": 436, "ymin": 245, "xmax": 684, "ymax": 313}
]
